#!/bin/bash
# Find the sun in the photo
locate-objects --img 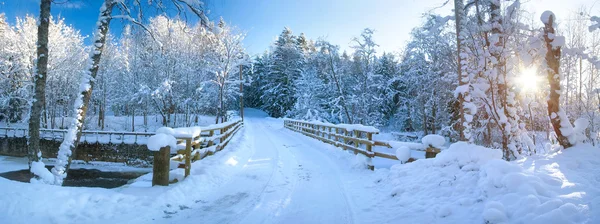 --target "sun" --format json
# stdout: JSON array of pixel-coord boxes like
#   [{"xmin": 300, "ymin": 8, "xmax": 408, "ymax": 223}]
[{"xmin": 518, "ymin": 67, "xmax": 540, "ymax": 92}]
